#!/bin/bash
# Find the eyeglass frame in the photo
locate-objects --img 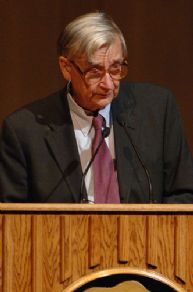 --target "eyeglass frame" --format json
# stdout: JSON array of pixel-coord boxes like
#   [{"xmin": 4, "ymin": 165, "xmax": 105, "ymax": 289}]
[{"xmin": 68, "ymin": 59, "xmax": 128, "ymax": 85}]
